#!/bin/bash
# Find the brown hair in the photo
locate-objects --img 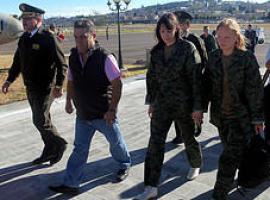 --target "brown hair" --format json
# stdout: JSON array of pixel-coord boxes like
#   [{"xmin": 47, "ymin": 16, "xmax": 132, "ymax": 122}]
[
  {"xmin": 216, "ymin": 18, "xmax": 246, "ymax": 51},
  {"xmin": 155, "ymin": 13, "xmax": 179, "ymax": 44}
]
